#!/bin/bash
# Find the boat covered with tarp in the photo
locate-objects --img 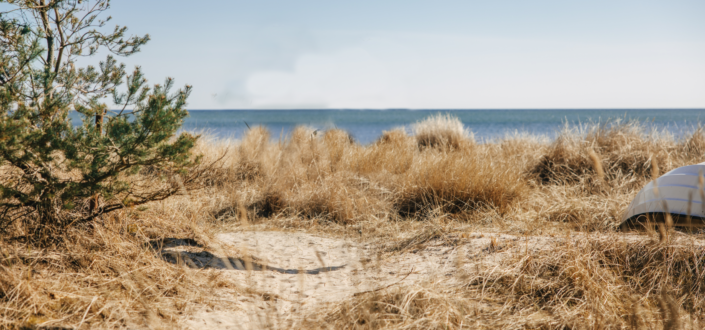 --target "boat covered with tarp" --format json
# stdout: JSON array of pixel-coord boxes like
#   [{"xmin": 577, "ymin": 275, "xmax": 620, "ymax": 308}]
[{"xmin": 620, "ymin": 162, "xmax": 705, "ymax": 231}]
